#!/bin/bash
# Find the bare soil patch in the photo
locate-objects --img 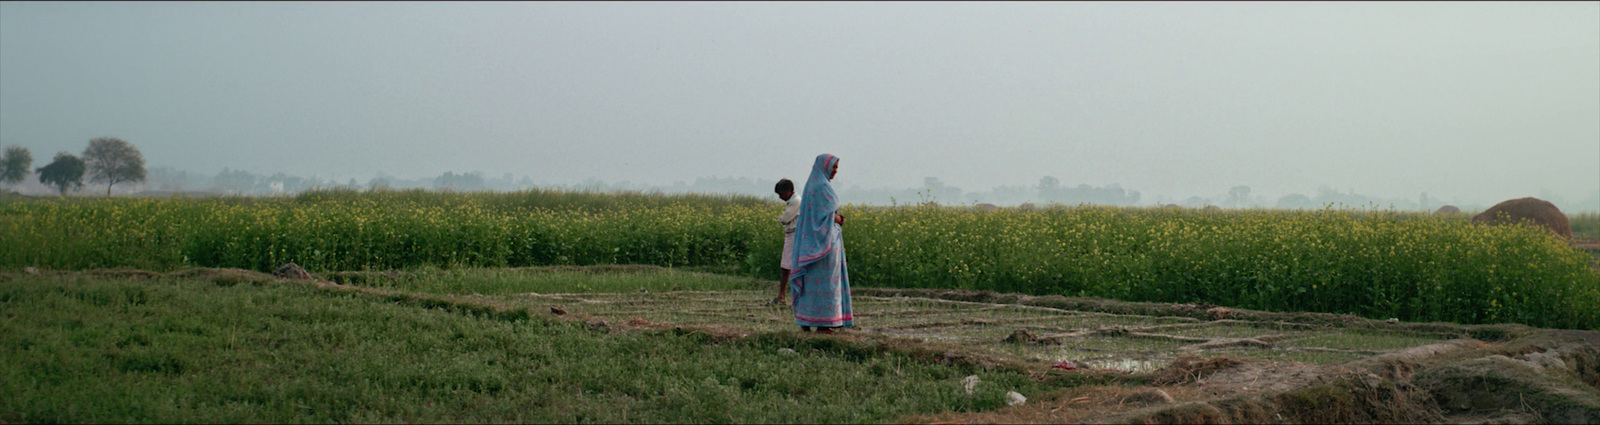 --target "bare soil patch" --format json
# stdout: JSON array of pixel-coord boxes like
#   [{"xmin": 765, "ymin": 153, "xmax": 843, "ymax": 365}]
[{"xmin": 520, "ymin": 282, "xmax": 1595, "ymax": 423}]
